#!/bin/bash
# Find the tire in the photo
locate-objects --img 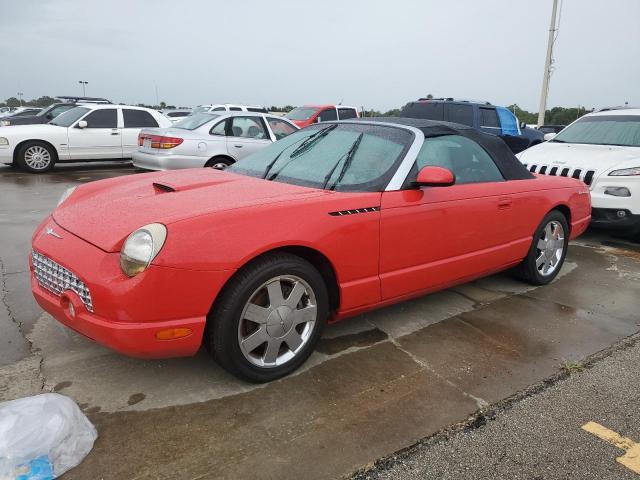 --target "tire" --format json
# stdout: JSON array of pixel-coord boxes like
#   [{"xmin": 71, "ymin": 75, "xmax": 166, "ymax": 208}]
[
  {"xmin": 16, "ymin": 141, "xmax": 56, "ymax": 173},
  {"xmin": 205, "ymin": 252, "xmax": 328, "ymax": 382},
  {"xmin": 205, "ymin": 156, "xmax": 233, "ymax": 170},
  {"xmin": 513, "ymin": 210, "xmax": 569, "ymax": 285}
]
